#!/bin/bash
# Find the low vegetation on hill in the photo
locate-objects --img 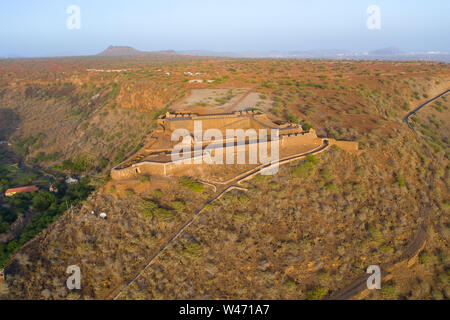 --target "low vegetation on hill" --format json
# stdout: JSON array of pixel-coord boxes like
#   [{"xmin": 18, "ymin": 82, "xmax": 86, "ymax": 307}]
[
  {"xmin": 119, "ymin": 128, "xmax": 447, "ymax": 299},
  {"xmin": 0, "ymin": 57, "xmax": 448, "ymax": 300}
]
